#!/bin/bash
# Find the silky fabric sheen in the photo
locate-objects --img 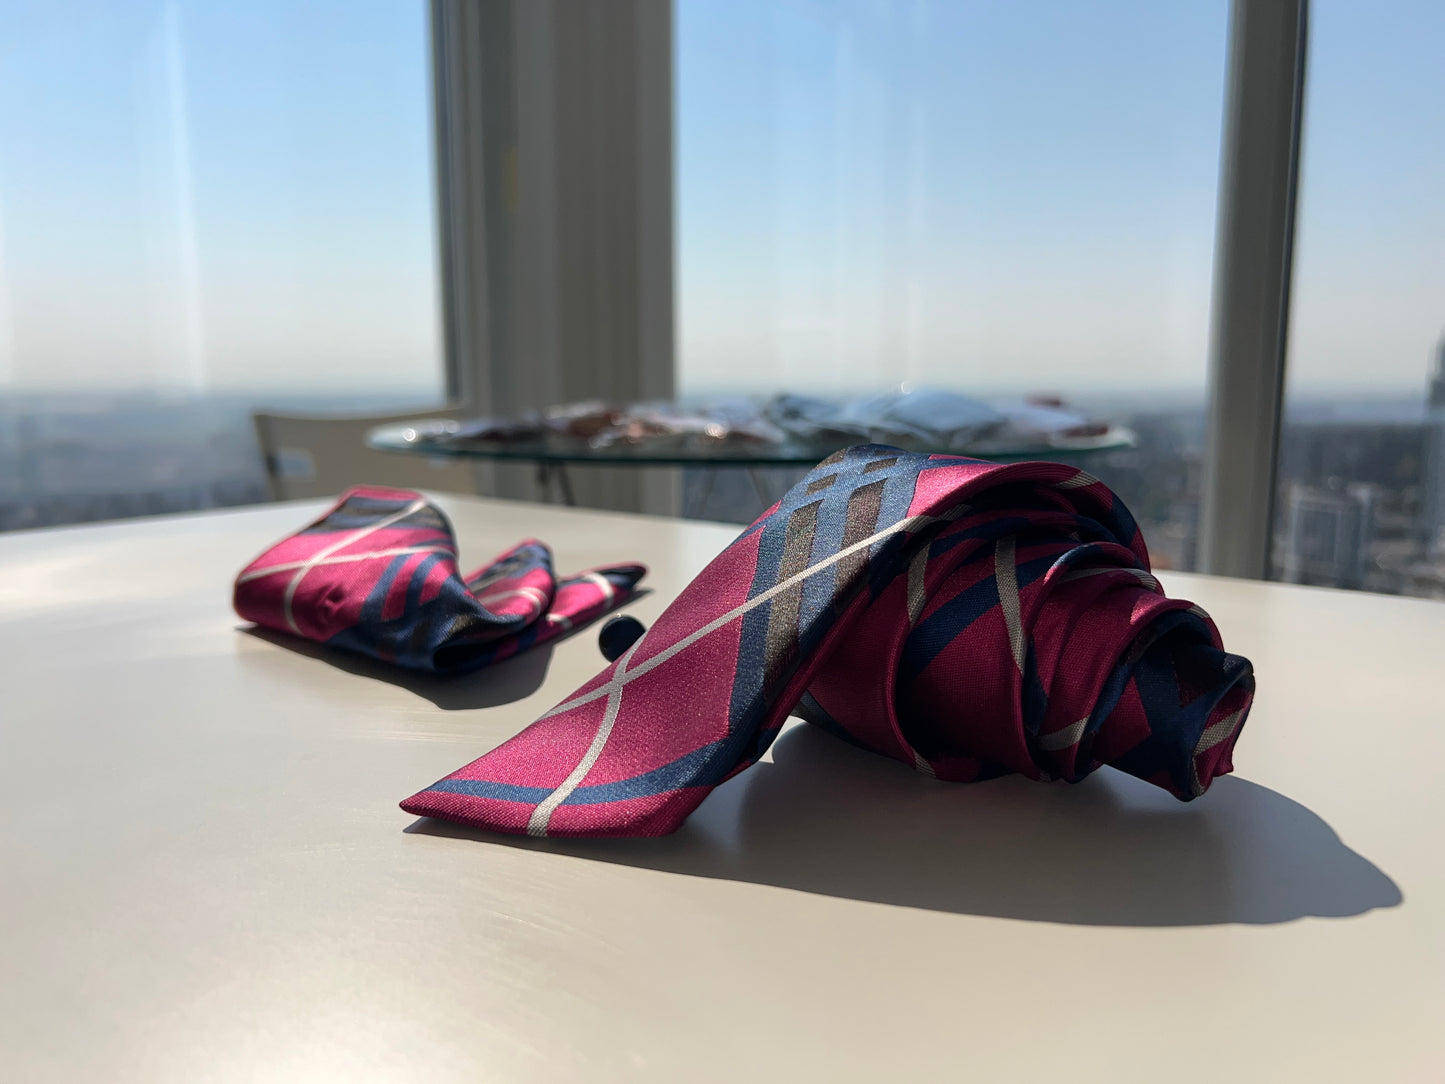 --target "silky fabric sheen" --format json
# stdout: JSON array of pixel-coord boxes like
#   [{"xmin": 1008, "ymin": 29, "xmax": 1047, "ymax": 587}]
[
  {"xmin": 234, "ymin": 485, "xmax": 645, "ymax": 673},
  {"xmin": 403, "ymin": 446, "xmax": 1255, "ymax": 837}
]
